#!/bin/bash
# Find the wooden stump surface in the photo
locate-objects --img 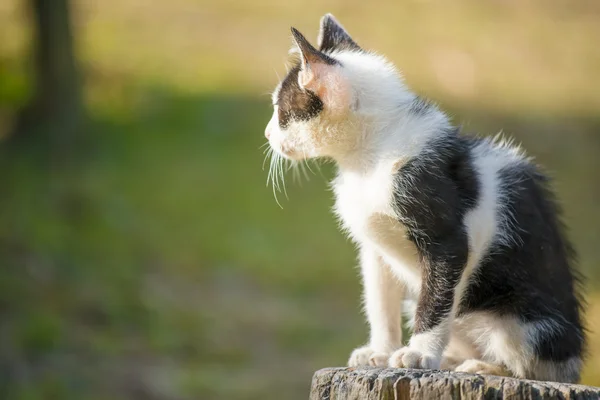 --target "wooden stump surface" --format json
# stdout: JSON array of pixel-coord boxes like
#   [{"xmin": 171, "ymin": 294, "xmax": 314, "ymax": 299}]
[{"xmin": 310, "ymin": 367, "xmax": 600, "ymax": 399}]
